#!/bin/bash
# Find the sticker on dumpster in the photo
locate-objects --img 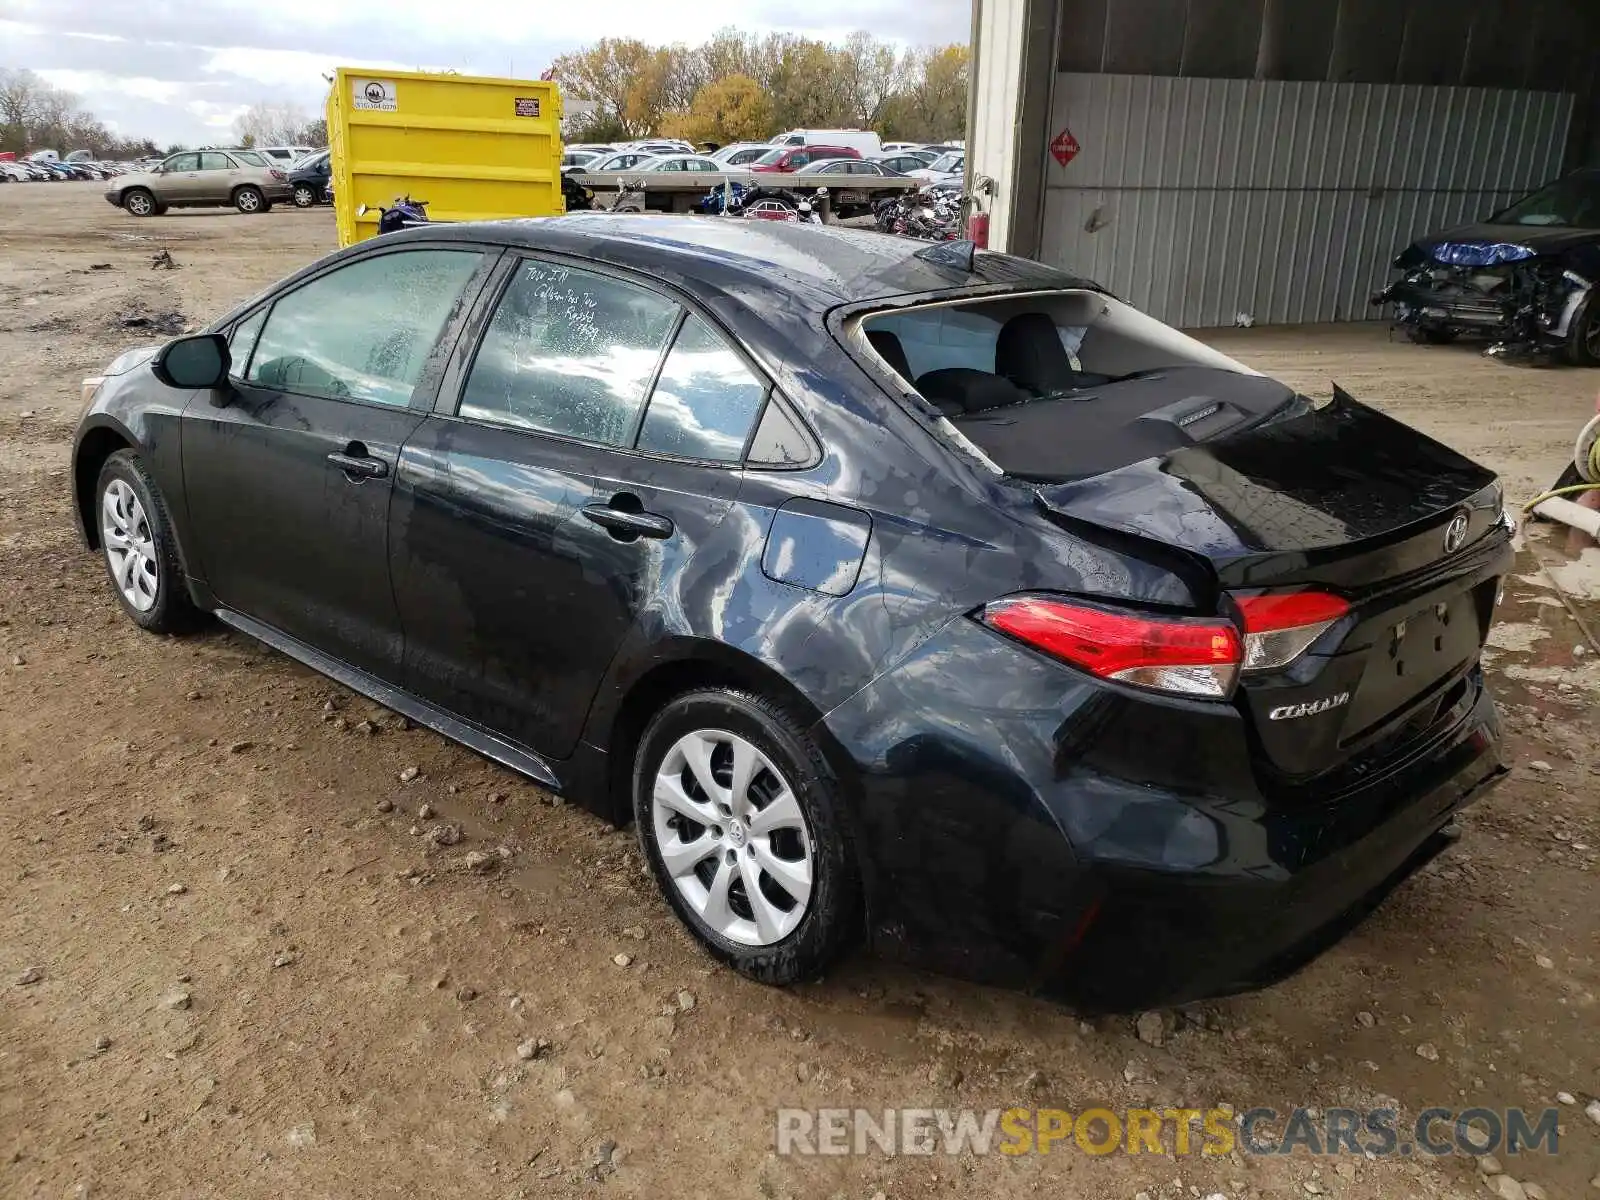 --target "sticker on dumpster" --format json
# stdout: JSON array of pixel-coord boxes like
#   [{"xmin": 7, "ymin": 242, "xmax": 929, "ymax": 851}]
[
  {"xmin": 352, "ymin": 78, "xmax": 398, "ymax": 112},
  {"xmin": 1050, "ymin": 127, "xmax": 1081, "ymax": 167},
  {"xmin": 514, "ymin": 97, "xmax": 542, "ymax": 118}
]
